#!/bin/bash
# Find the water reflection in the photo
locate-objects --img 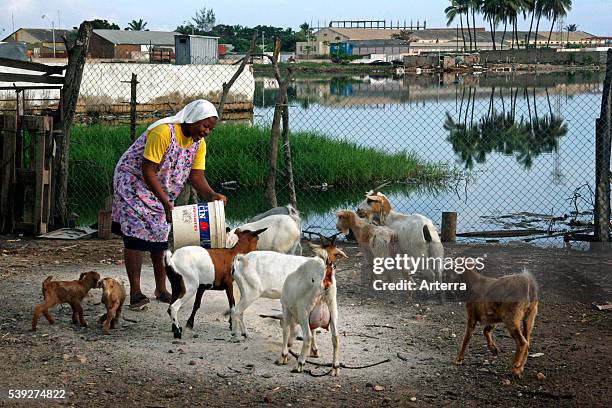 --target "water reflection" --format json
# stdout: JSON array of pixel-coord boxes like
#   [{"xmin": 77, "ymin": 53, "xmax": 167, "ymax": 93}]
[
  {"xmin": 222, "ymin": 181, "xmax": 451, "ymax": 225},
  {"xmin": 254, "ymin": 71, "xmax": 603, "ymax": 108},
  {"xmin": 444, "ymin": 86, "xmax": 568, "ymax": 170}
]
